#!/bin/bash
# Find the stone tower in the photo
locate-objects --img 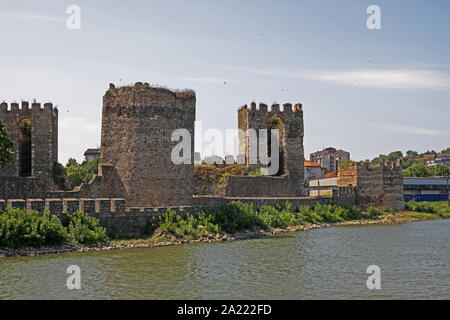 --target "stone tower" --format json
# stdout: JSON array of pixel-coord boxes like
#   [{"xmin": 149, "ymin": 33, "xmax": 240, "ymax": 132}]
[
  {"xmin": 337, "ymin": 161, "xmax": 405, "ymax": 211},
  {"xmin": 99, "ymin": 82, "xmax": 196, "ymax": 207},
  {"xmin": 0, "ymin": 101, "xmax": 58, "ymax": 189},
  {"xmin": 237, "ymin": 102, "xmax": 304, "ymax": 194}
]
